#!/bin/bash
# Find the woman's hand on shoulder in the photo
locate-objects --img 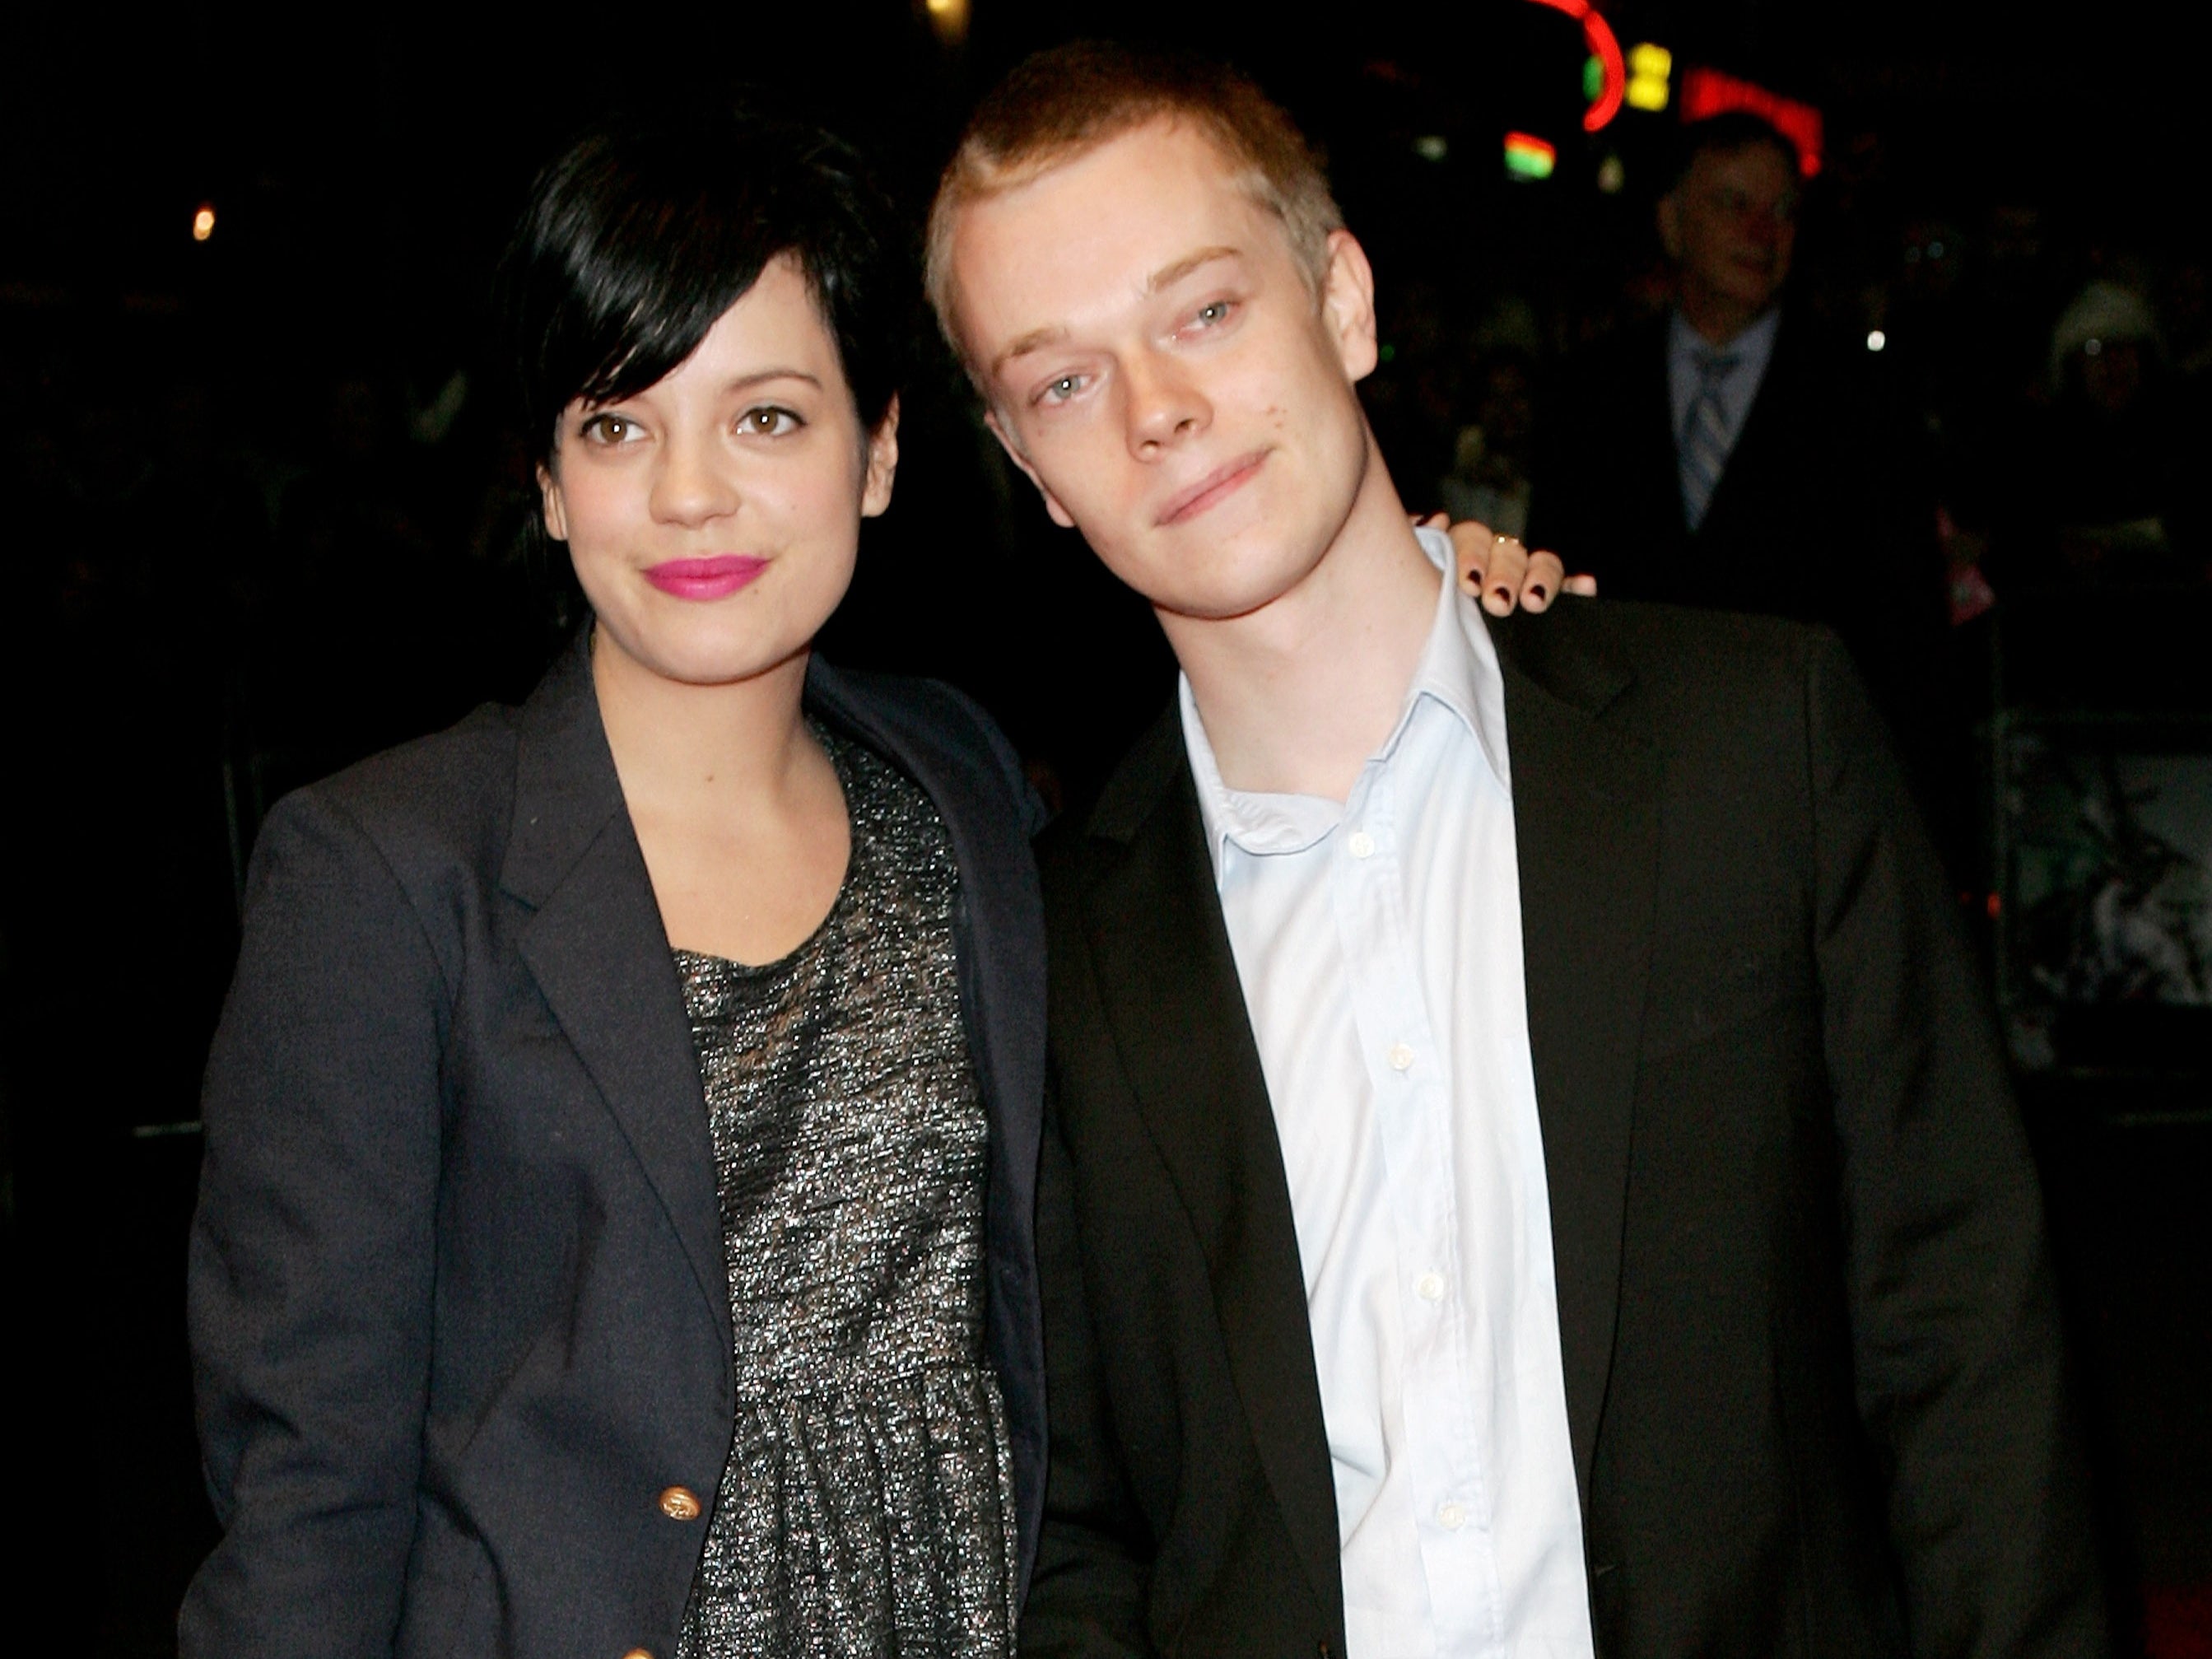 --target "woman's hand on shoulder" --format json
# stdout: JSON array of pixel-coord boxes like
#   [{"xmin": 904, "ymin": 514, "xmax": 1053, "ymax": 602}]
[{"xmin": 1413, "ymin": 513, "xmax": 1596, "ymax": 617}]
